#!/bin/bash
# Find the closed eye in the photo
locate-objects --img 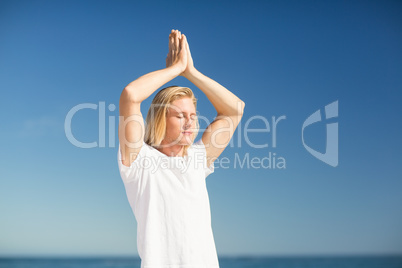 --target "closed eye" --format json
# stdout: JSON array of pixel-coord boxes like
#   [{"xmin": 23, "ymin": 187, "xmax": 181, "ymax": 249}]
[
  {"xmin": 176, "ymin": 113, "xmax": 197, "ymax": 119},
  {"xmin": 177, "ymin": 115, "xmax": 197, "ymax": 120}
]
